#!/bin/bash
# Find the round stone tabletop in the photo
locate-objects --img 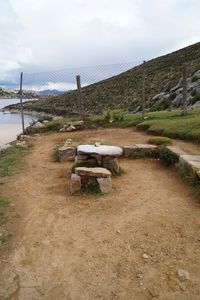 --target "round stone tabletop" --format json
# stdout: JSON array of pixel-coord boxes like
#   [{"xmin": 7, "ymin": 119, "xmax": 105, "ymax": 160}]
[{"xmin": 77, "ymin": 145, "xmax": 123, "ymax": 156}]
